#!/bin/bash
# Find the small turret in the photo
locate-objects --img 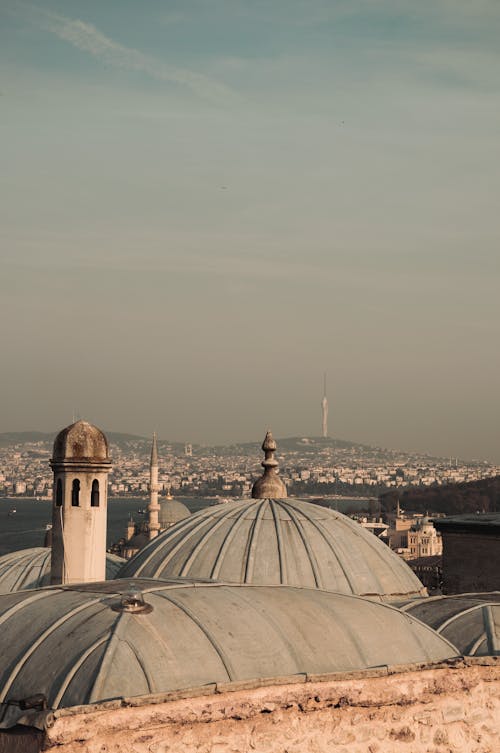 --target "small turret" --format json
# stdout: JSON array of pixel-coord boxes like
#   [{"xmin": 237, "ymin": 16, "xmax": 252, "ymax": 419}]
[
  {"xmin": 251, "ymin": 431, "xmax": 287, "ymax": 499},
  {"xmin": 50, "ymin": 420, "xmax": 112, "ymax": 584}
]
